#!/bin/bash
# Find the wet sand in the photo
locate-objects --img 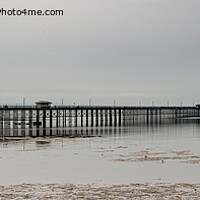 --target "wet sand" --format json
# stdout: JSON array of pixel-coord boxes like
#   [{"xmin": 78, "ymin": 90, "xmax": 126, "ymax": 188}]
[
  {"xmin": 108, "ymin": 148, "xmax": 200, "ymax": 164},
  {"xmin": 0, "ymin": 182, "xmax": 200, "ymax": 199}
]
